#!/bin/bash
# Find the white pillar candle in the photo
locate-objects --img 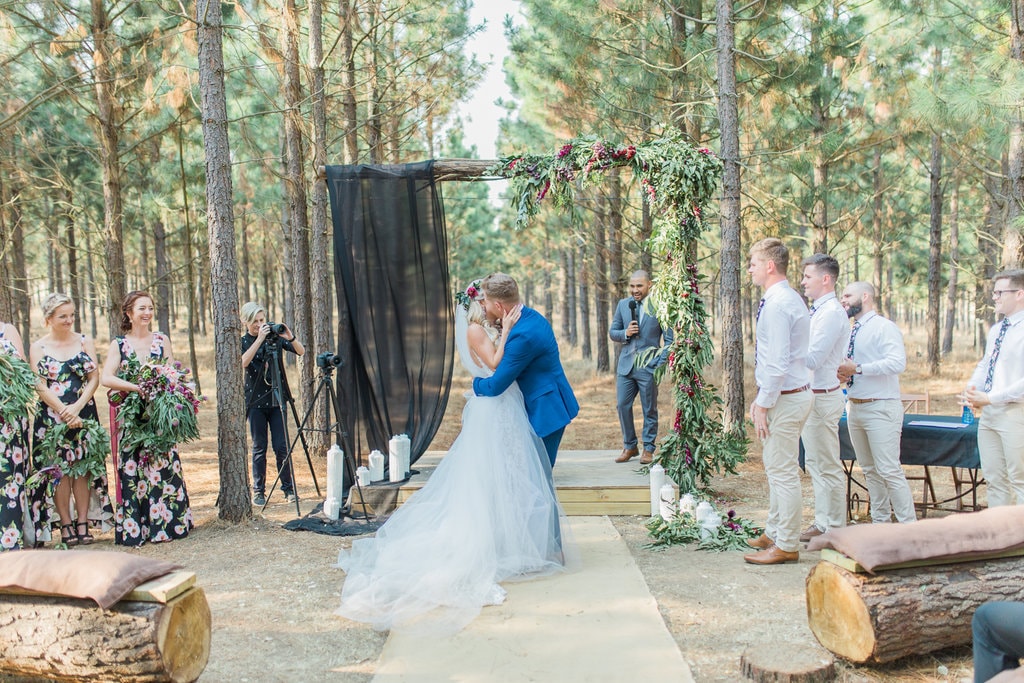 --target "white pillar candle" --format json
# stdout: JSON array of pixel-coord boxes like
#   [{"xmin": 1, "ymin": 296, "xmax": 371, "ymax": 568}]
[
  {"xmin": 356, "ymin": 466, "xmax": 370, "ymax": 487},
  {"xmin": 659, "ymin": 482, "xmax": 678, "ymax": 521},
  {"xmin": 368, "ymin": 450, "xmax": 385, "ymax": 482},
  {"xmin": 324, "ymin": 497, "xmax": 340, "ymax": 521},
  {"xmin": 649, "ymin": 464, "xmax": 665, "ymax": 517},
  {"xmin": 326, "ymin": 444, "xmax": 346, "ymax": 503},
  {"xmin": 388, "ymin": 448, "xmax": 403, "ymax": 483}
]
